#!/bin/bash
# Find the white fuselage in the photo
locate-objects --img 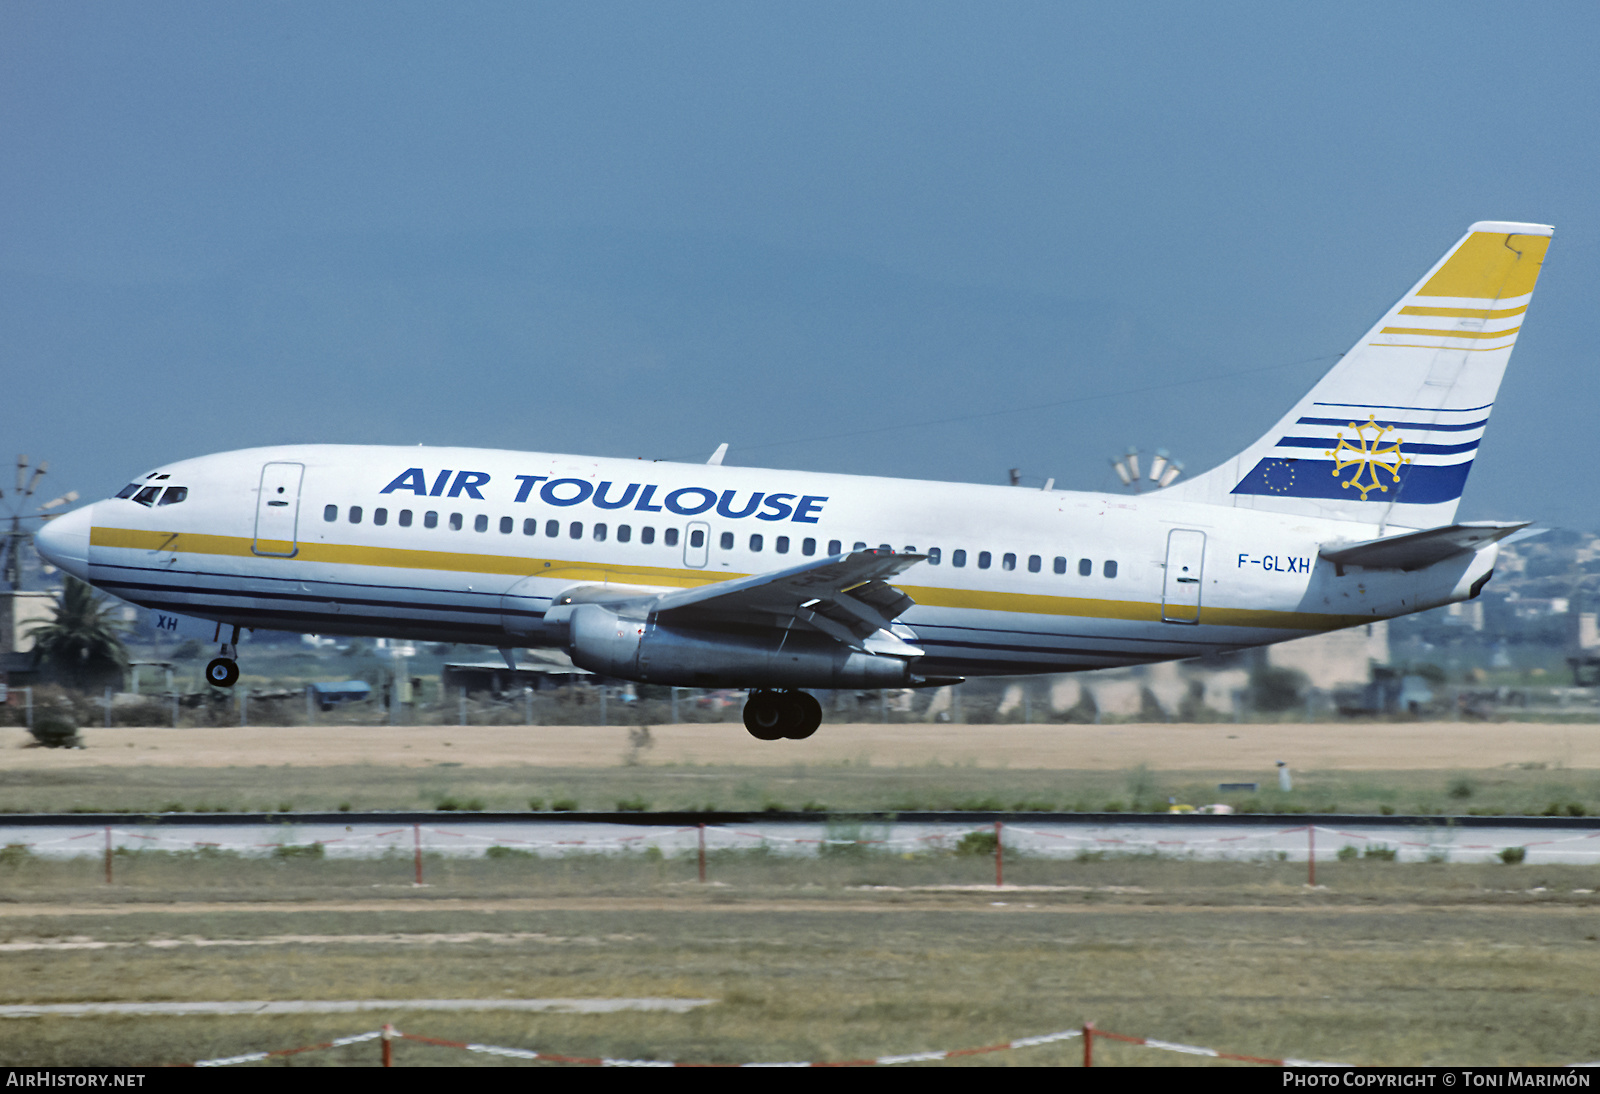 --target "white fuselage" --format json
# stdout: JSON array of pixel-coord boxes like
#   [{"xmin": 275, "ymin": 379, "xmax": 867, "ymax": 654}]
[{"xmin": 54, "ymin": 444, "xmax": 1496, "ymax": 681}]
